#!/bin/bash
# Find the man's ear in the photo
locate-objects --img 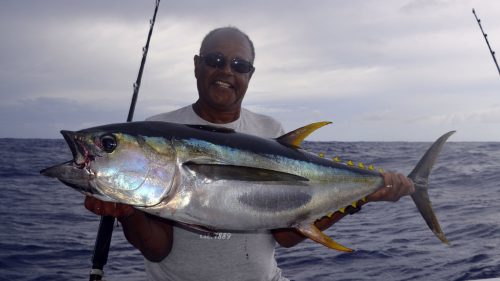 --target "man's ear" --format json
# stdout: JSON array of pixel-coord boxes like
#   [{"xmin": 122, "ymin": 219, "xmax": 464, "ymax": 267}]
[{"xmin": 194, "ymin": 55, "xmax": 201, "ymax": 79}]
